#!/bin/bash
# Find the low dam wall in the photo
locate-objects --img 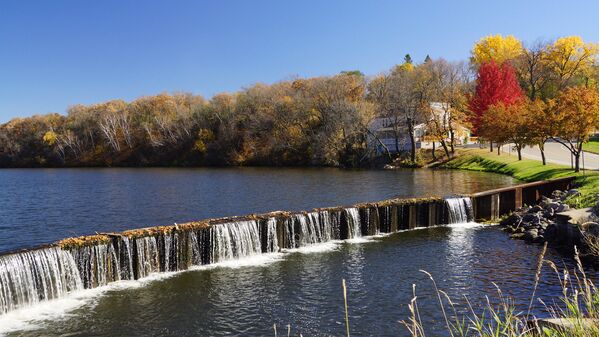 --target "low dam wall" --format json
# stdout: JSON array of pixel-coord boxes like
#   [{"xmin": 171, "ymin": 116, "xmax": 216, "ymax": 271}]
[
  {"xmin": 0, "ymin": 177, "xmax": 575, "ymax": 315},
  {"xmin": 471, "ymin": 176, "xmax": 575, "ymax": 221}
]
